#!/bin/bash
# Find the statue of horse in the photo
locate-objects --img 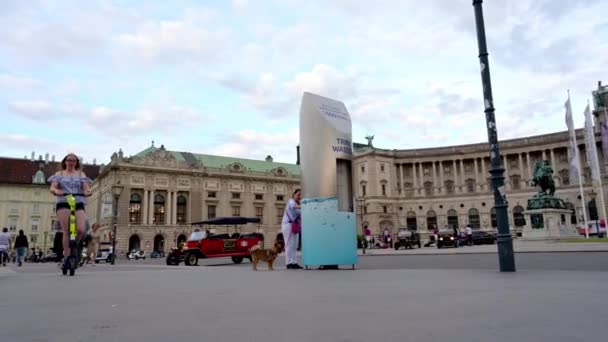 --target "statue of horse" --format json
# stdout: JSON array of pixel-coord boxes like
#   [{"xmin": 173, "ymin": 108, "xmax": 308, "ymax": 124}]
[{"xmin": 531, "ymin": 160, "xmax": 556, "ymax": 196}]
